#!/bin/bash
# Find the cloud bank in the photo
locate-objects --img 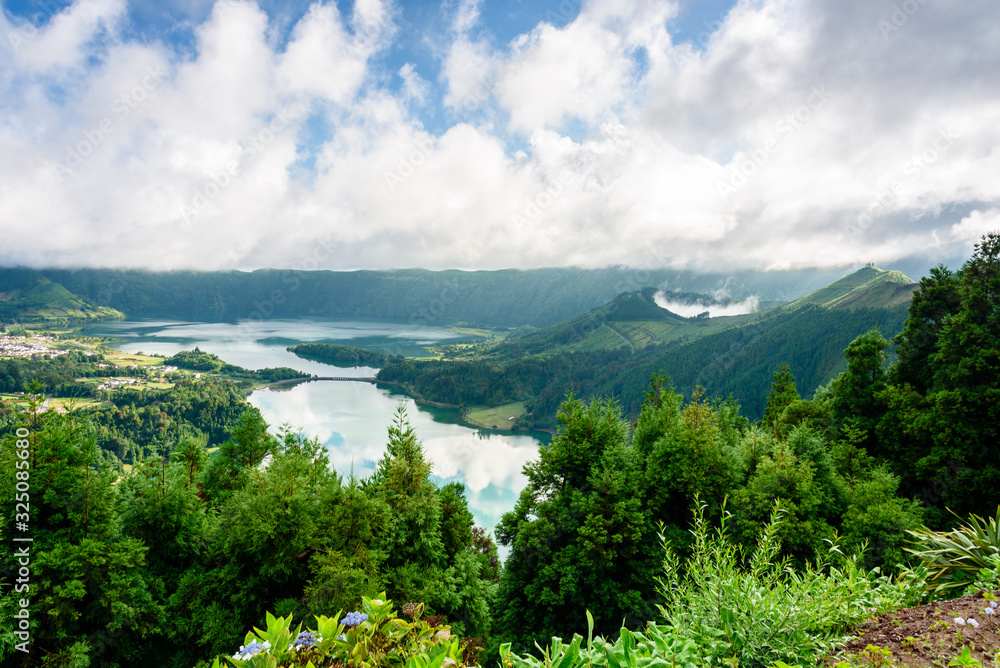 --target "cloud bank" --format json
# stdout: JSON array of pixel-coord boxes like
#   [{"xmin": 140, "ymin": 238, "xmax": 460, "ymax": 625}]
[
  {"xmin": 0, "ymin": 0, "xmax": 998, "ymax": 272},
  {"xmin": 653, "ymin": 290, "xmax": 759, "ymax": 318}
]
